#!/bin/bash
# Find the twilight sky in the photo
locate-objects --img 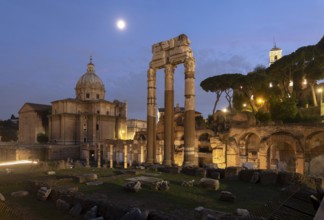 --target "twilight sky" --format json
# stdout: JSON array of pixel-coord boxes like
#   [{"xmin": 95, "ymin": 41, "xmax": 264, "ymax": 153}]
[{"xmin": 0, "ymin": 0, "xmax": 323, "ymax": 120}]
